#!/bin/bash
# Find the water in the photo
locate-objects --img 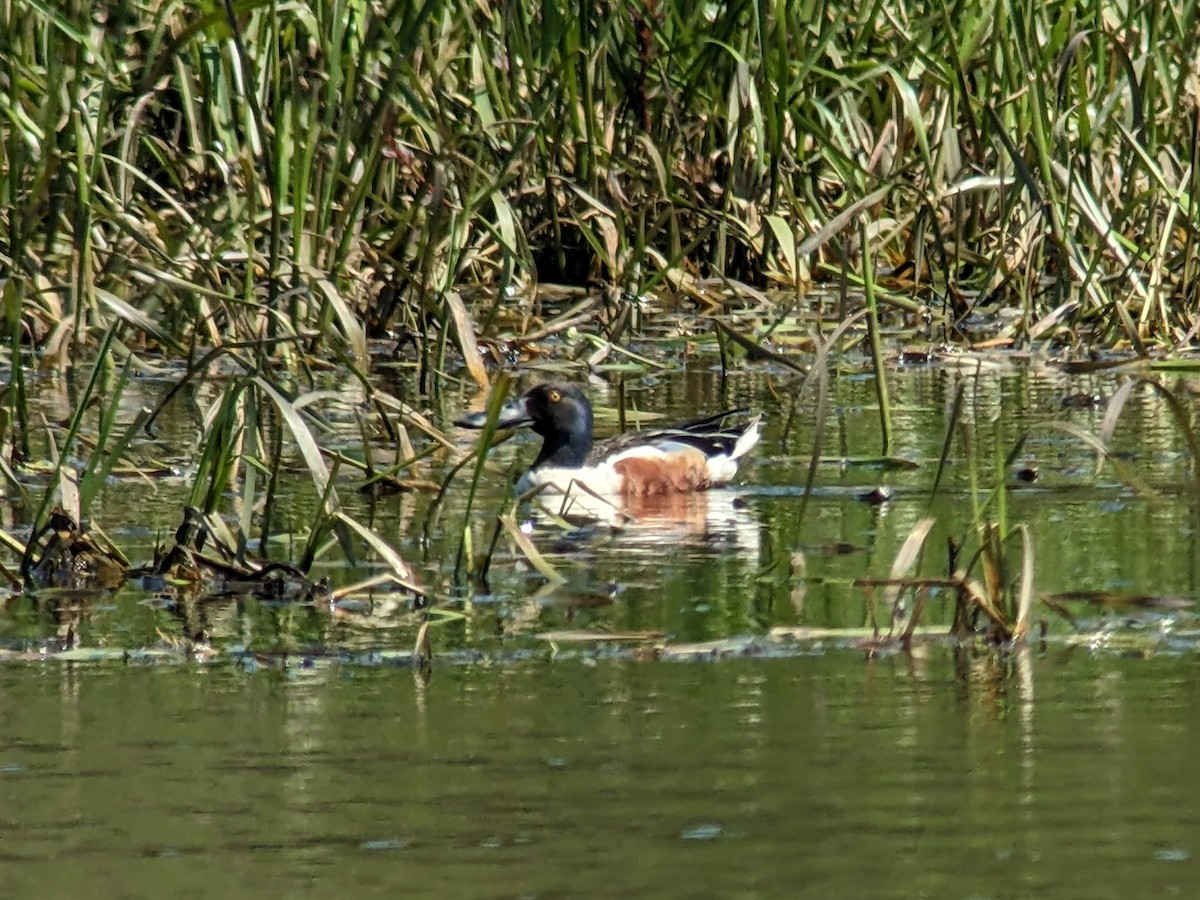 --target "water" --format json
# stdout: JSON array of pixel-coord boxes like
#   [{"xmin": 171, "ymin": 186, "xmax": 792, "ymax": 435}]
[
  {"xmin": 3, "ymin": 653, "xmax": 1200, "ymax": 898},
  {"xmin": 3, "ymin": 360, "xmax": 1200, "ymax": 896}
]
